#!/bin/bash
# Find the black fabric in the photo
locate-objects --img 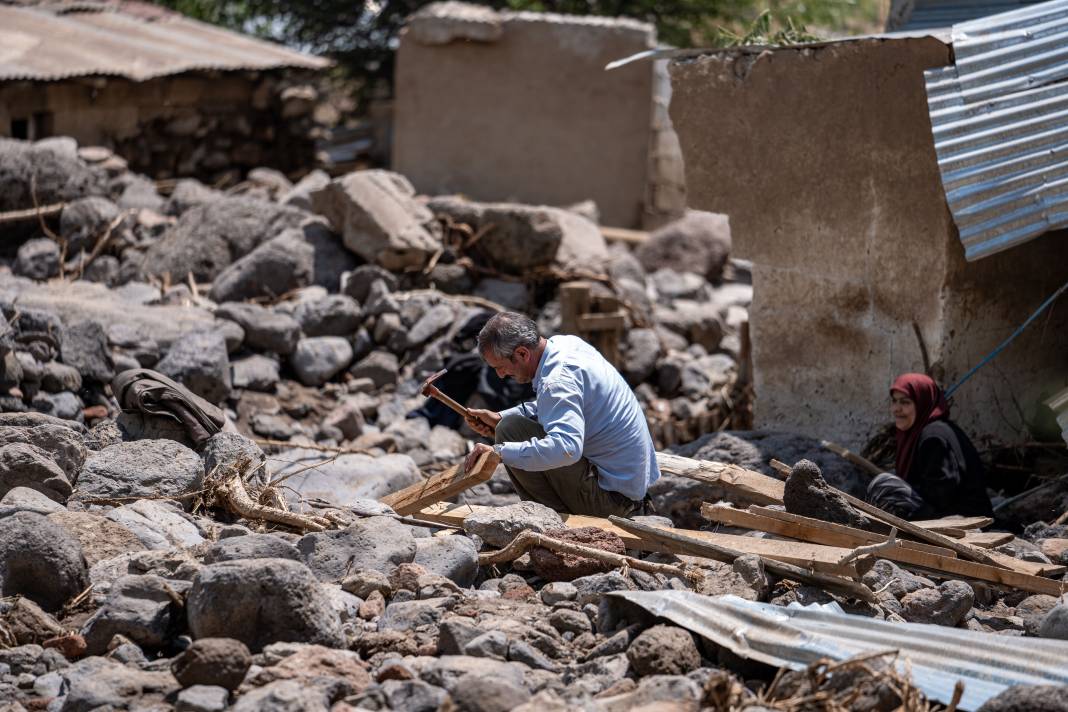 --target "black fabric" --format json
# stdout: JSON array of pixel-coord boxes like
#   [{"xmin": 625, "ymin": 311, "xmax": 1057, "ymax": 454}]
[
  {"xmin": 867, "ymin": 420, "xmax": 992, "ymax": 519},
  {"xmin": 407, "ymin": 309, "xmax": 533, "ymax": 429}
]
